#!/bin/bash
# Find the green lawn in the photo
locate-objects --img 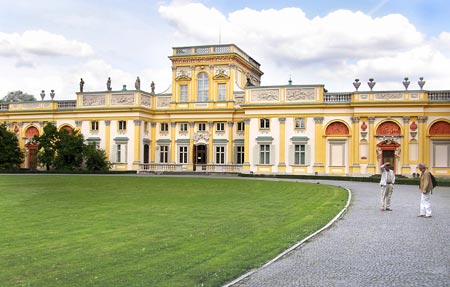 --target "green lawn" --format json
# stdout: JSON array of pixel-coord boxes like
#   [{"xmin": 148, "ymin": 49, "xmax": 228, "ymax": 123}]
[{"xmin": 0, "ymin": 175, "xmax": 348, "ymax": 287}]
